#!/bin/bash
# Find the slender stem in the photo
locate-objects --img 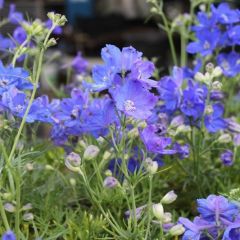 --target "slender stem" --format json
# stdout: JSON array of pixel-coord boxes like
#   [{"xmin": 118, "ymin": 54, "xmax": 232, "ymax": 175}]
[
  {"xmin": 15, "ymin": 163, "xmax": 21, "ymax": 238},
  {"xmin": 180, "ymin": 25, "xmax": 186, "ymax": 67},
  {"xmin": 130, "ymin": 185, "xmax": 137, "ymax": 232},
  {"xmin": 0, "ymin": 196, "xmax": 10, "ymax": 230},
  {"xmin": 161, "ymin": 13, "xmax": 178, "ymax": 66},
  {"xmin": 144, "ymin": 175, "xmax": 153, "ymax": 240}
]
